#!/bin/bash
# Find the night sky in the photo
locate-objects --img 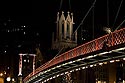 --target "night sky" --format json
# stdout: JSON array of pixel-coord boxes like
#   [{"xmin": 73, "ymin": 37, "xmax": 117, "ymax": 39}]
[{"xmin": 0, "ymin": 0, "xmax": 125, "ymax": 78}]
